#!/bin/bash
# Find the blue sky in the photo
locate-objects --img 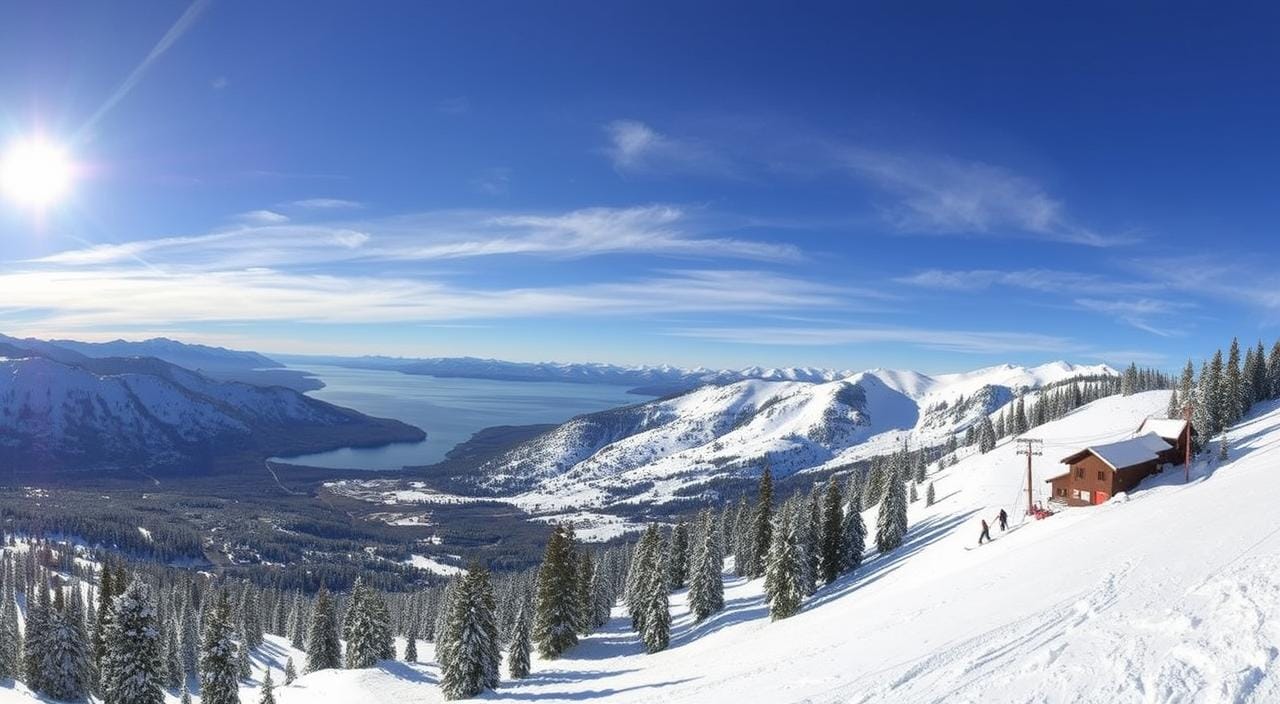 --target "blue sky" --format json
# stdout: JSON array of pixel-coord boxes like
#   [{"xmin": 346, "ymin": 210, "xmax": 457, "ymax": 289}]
[{"xmin": 1, "ymin": 2, "xmax": 1279, "ymax": 372}]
